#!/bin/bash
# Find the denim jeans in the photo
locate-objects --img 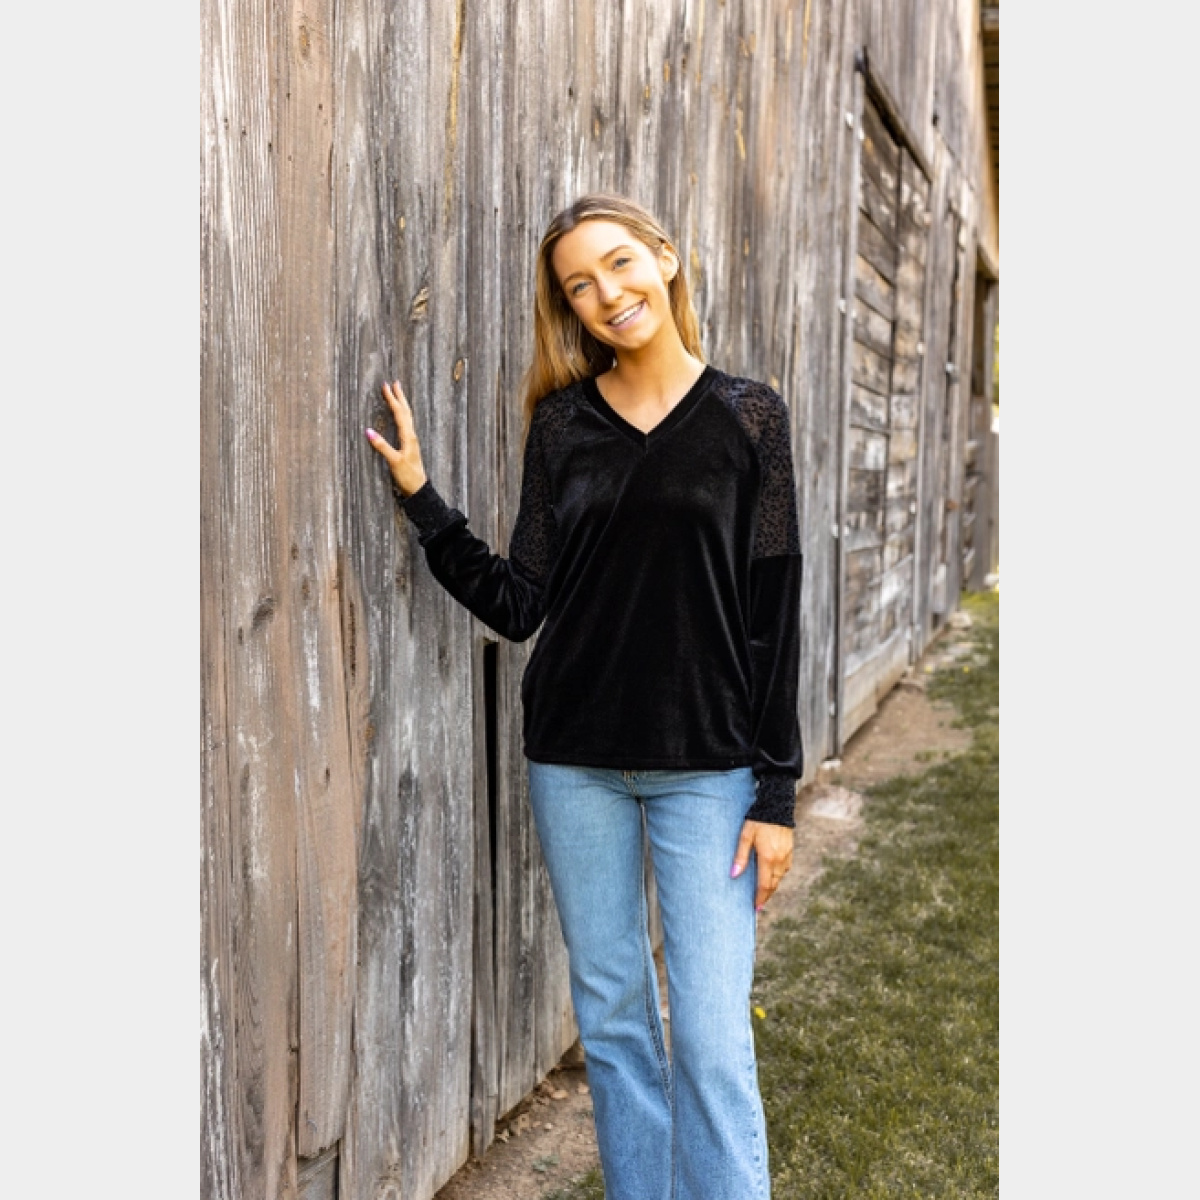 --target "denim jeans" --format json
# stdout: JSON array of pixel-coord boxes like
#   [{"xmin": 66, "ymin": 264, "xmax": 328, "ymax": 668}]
[{"xmin": 527, "ymin": 760, "xmax": 771, "ymax": 1200}]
